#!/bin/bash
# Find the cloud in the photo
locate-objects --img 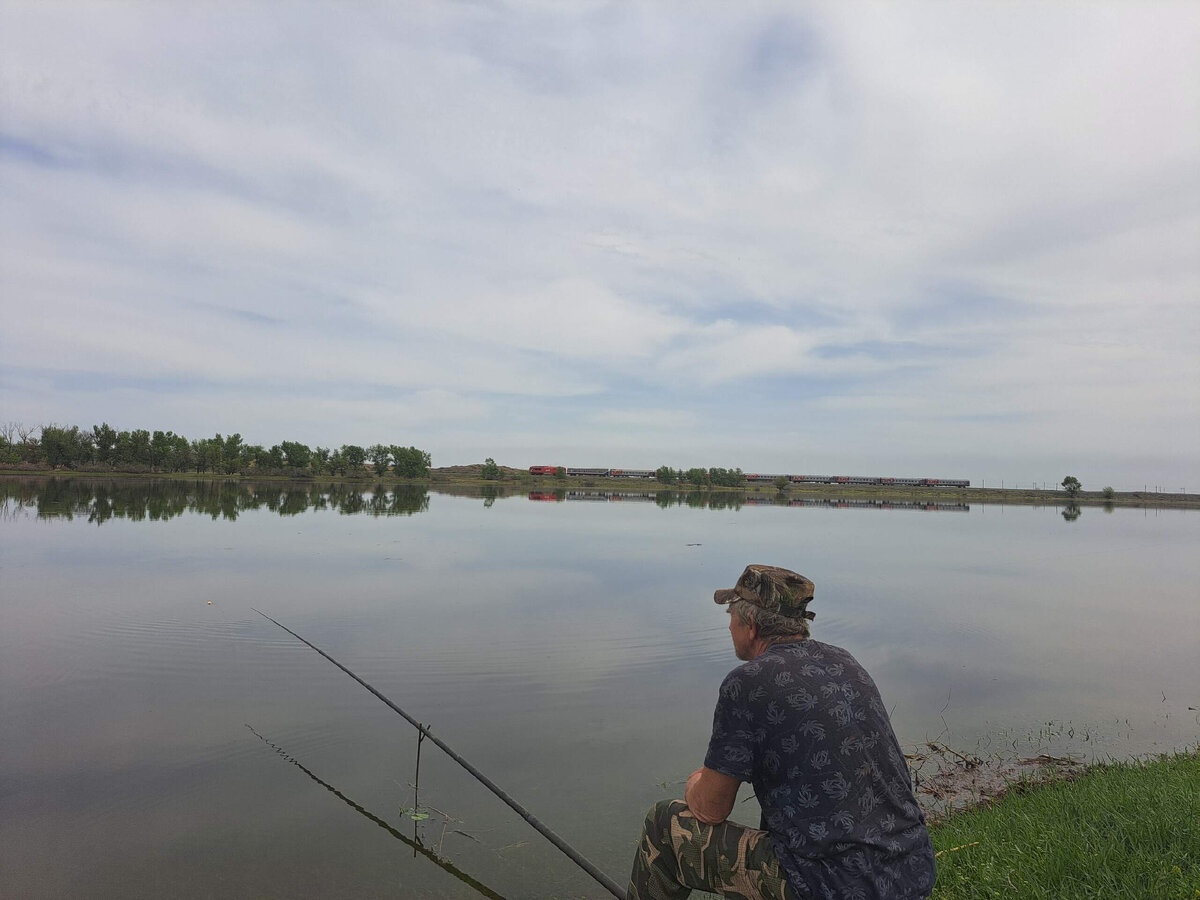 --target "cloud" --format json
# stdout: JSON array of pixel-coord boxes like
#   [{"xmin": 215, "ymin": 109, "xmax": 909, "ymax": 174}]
[
  {"xmin": 586, "ymin": 408, "xmax": 699, "ymax": 431},
  {"xmin": 361, "ymin": 278, "xmax": 688, "ymax": 362},
  {"xmin": 1, "ymin": 1, "xmax": 1197, "ymax": 486}
]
